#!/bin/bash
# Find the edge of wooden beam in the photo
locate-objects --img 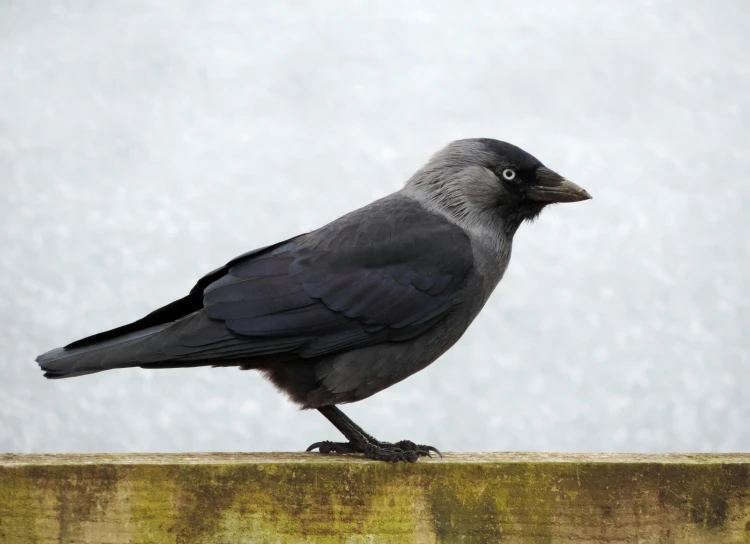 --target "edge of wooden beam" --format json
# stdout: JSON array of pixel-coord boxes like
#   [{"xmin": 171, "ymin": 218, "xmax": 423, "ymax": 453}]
[{"xmin": 3, "ymin": 452, "xmax": 750, "ymax": 543}]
